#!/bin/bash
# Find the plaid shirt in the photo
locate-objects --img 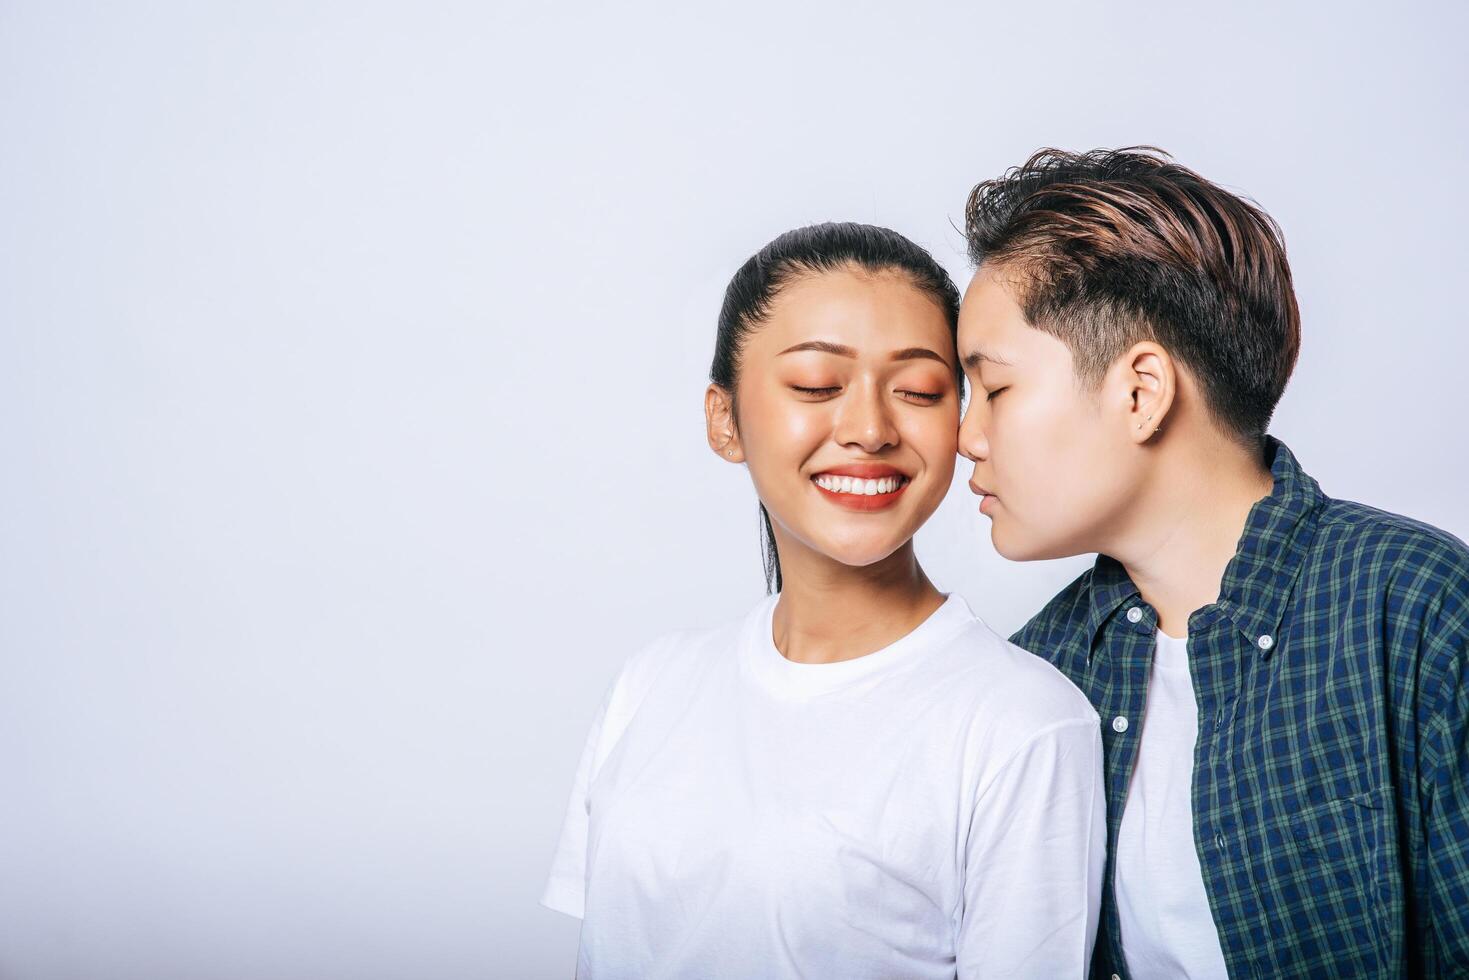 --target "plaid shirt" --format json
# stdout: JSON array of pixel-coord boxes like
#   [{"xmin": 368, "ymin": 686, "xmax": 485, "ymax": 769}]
[{"xmin": 1012, "ymin": 438, "xmax": 1469, "ymax": 979}]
